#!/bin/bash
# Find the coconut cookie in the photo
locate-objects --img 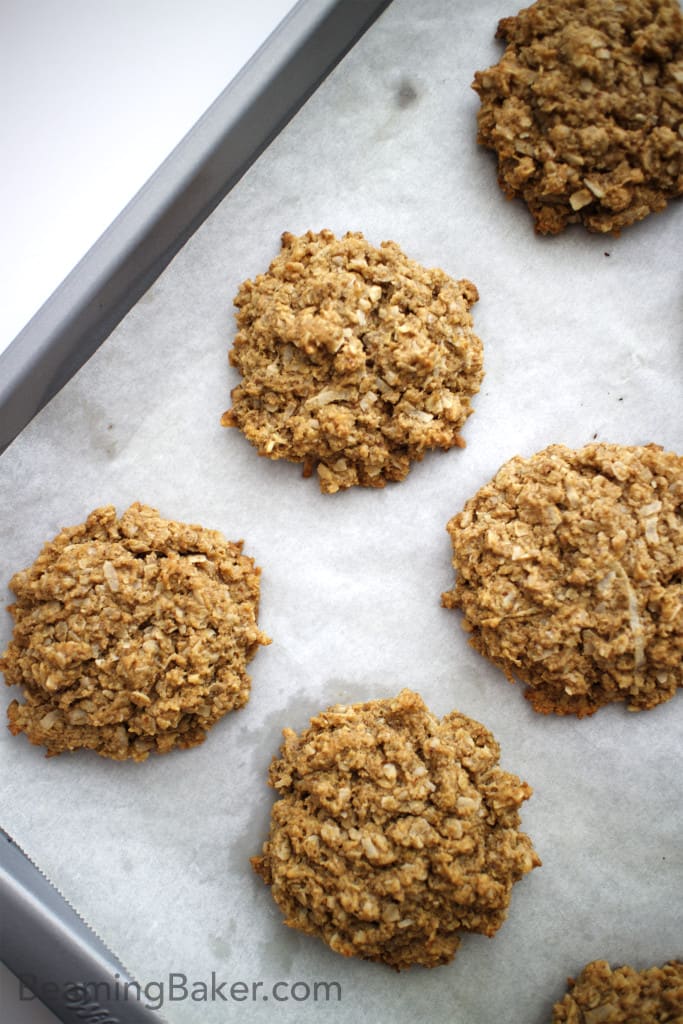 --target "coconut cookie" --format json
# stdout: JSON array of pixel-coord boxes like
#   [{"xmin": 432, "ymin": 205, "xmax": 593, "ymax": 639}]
[
  {"xmin": 472, "ymin": 0, "xmax": 683, "ymax": 235},
  {"xmin": 222, "ymin": 230, "xmax": 484, "ymax": 494},
  {"xmin": 1, "ymin": 503, "xmax": 270, "ymax": 761},
  {"xmin": 442, "ymin": 443, "xmax": 683, "ymax": 716},
  {"xmin": 551, "ymin": 959, "xmax": 683, "ymax": 1023},
  {"xmin": 252, "ymin": 688, "xmax": 539, "ymax": 970}
]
